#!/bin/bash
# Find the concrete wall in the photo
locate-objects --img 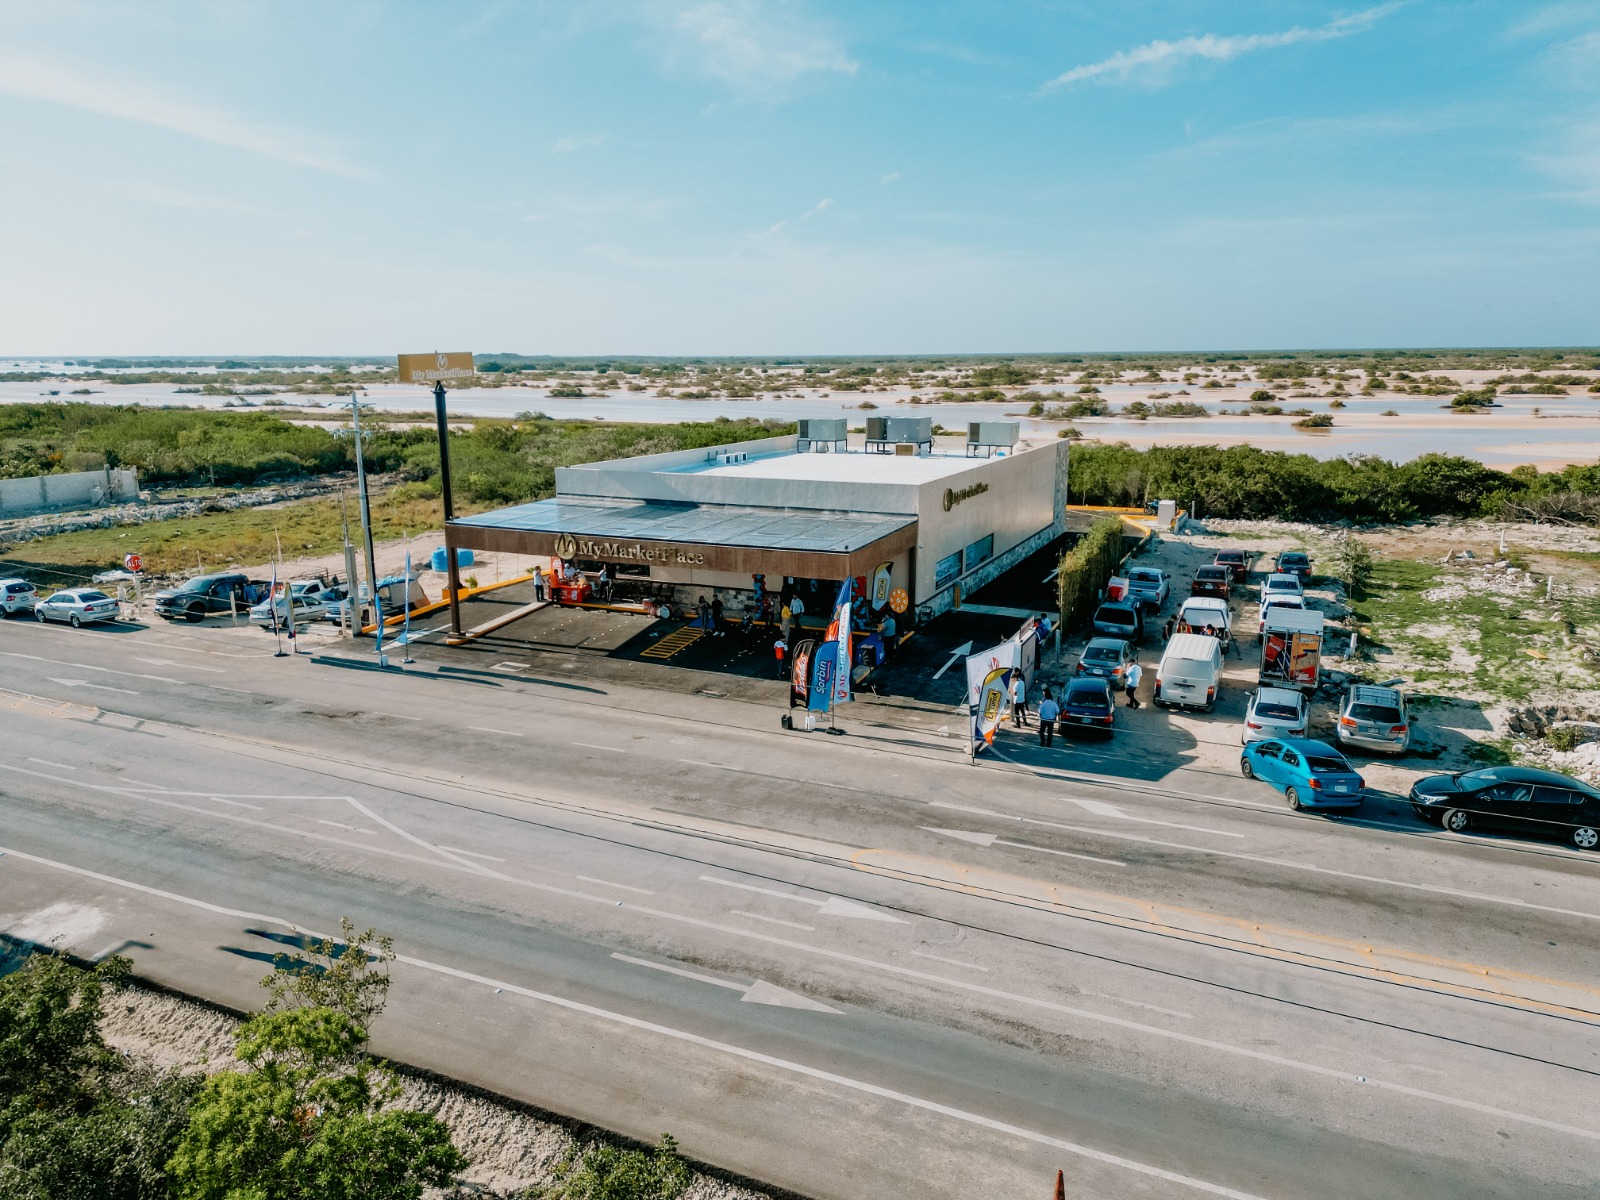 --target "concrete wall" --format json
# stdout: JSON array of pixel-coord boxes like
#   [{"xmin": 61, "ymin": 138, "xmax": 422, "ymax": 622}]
[
  {"xmin": 0, "ymin": 467, "xmax": 140, "ymax": 516},
  {"xmin": 912, "ymin": 441, "xmax": 1064, "ymax": 610}
]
